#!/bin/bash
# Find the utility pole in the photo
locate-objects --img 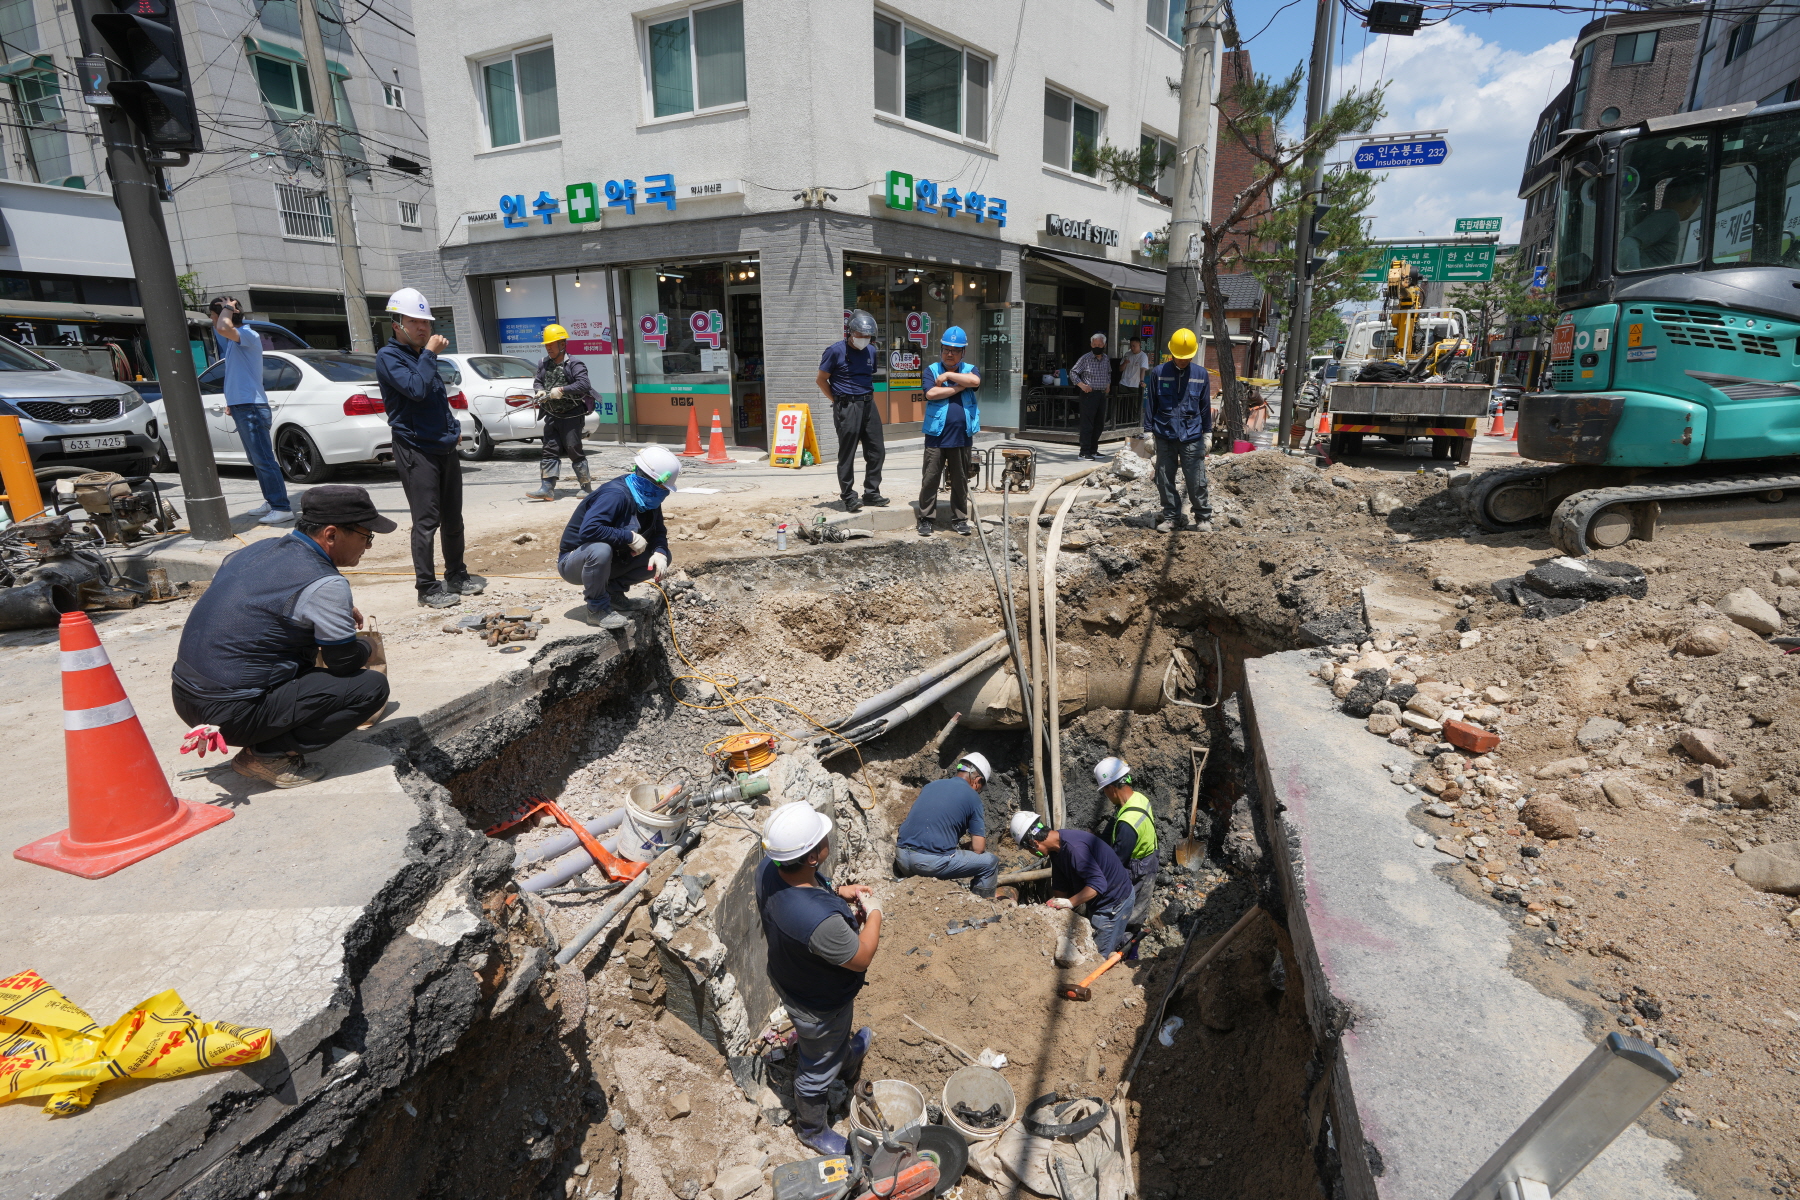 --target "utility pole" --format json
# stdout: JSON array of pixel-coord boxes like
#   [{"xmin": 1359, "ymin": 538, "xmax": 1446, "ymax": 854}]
[
  {"xmin": 74, "ymin": 0, "xmax": 229, "ymax": 543},
  {"xmin": 1165, "ymin": 0, "xmax": 1221, "ymax": 347},
  {"xmin": 1278, "ymin": 0, "xmax": 1339, "ymax": 450},
  {"xmin": 297, "ymin": 0, "xmax": 373, "ymax": 352}
]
